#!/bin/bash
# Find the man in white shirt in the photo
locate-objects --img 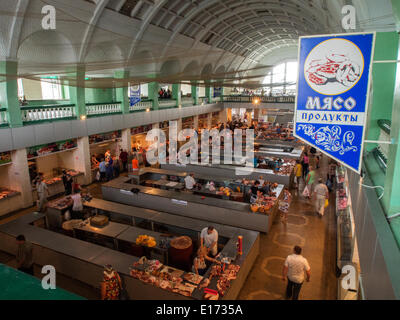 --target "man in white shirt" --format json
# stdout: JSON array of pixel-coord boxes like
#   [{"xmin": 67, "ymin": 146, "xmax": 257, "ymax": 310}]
[
  {"xmin": 37, "ymin": 177, "xmax": 49, "ymax": 212},
  {"xmin": 184, "ymin": 173, "xmax": 196, "ymax": 190},
  {"xmin": 200, "ymin": 226, "xmax": 218, "ymax": 256},
  {"xmin": 282, "ymin": 246, "xmax": 311, "ymax": 300},
  {"xmin": 313, "ymin": 178, "xmax": 329, "ymax": 217}
]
